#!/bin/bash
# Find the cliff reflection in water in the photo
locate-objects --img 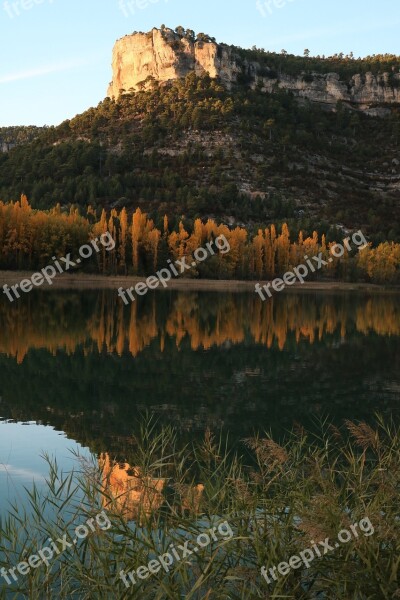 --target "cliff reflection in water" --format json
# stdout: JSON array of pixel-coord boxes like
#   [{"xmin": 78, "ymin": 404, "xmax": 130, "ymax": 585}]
[
  {"xmin": 99, "ymin": 454, "xmax": 204, "ymax": 522},
  {"xmin": 0, "ymin": 291, "xmax": 399, "ymax": 362}
]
